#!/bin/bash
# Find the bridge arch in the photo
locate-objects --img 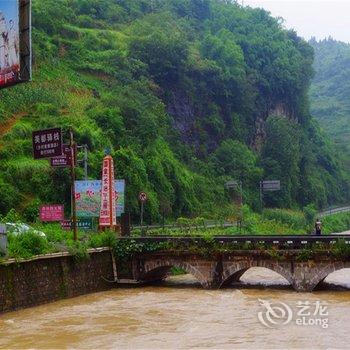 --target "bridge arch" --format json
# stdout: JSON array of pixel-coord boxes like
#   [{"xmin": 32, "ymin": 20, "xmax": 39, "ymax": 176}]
[
  {"xmin": 220, "ymin": 261, "xmax": 293, "ymax": 288},
  {"xmin": 141, "ymin": 259, "xmax": 212, "ymax": 288},
  {"xmin": 310, "ymin": 262, "xmax": 350, "ymax": 291}
]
